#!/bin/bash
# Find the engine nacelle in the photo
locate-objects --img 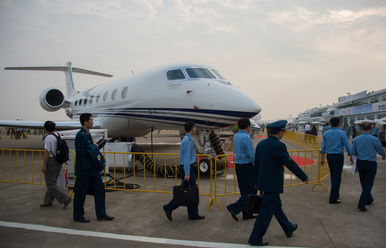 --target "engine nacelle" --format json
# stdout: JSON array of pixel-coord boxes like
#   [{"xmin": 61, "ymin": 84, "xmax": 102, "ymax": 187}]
[{"xmin": 39, "ymin": 88, "xmax": 65, "ymax": 112}]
